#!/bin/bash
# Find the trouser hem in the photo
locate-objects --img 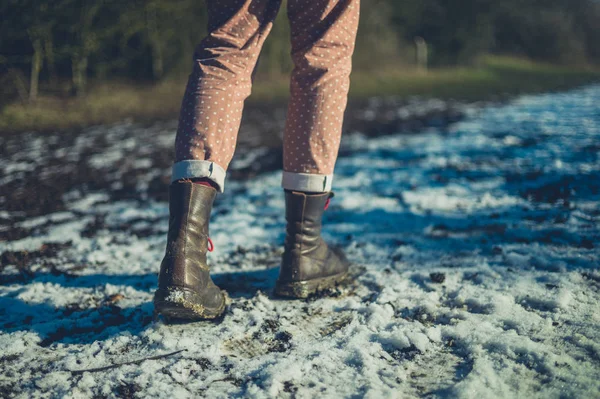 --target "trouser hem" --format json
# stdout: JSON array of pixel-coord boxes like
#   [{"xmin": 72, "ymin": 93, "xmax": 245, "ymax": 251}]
[
  {"xmin": 171, "ymin": 160, "xmax": 226, "ymax": 193},
  {"xmin": 281, "ymin": 171, "xmax": 333, "ymax": 192}
]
